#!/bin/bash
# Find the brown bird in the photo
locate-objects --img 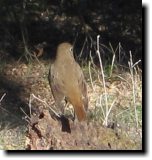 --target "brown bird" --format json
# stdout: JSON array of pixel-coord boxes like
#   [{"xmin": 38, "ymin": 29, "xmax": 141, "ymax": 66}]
[{"xmin": 48, "ymin": 42, "xmax": 88, "ymax": 121}]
